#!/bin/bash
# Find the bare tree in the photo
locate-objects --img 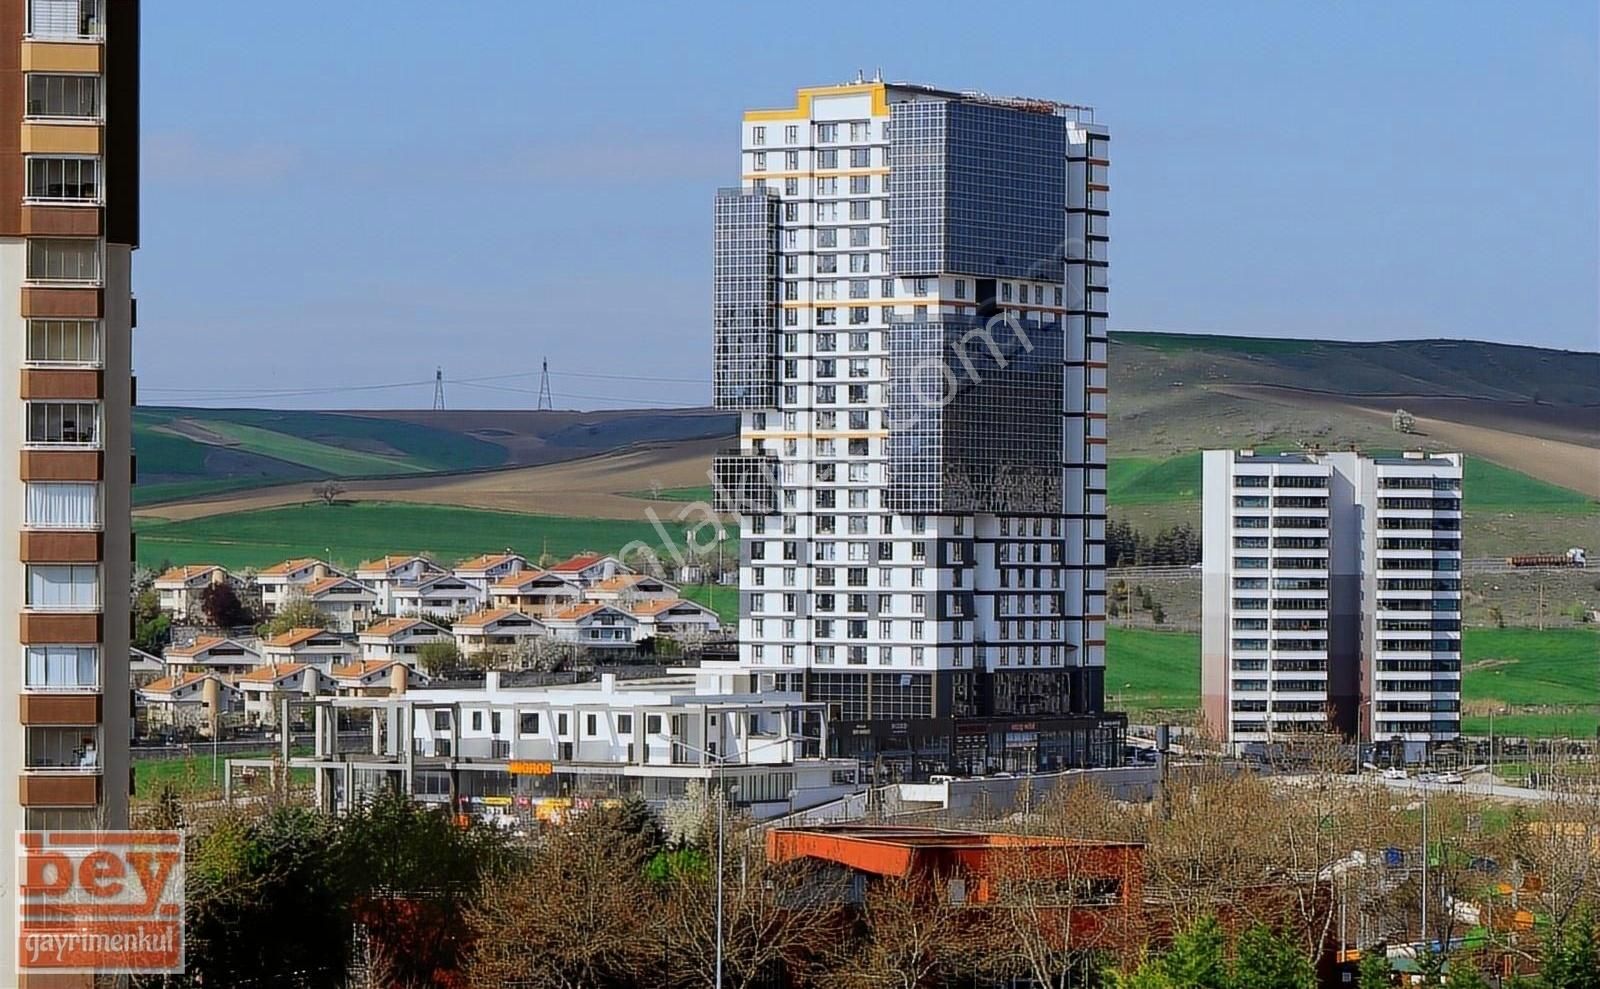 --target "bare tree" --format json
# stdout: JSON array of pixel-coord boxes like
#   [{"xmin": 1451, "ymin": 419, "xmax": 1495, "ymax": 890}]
[
  {"xmin": 312, "ymin": 480, "xmax": 347, "ymax": 506},
  {"xmin": 823, "ymin": 875, "xmax": 975, "ymax": 989}
]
